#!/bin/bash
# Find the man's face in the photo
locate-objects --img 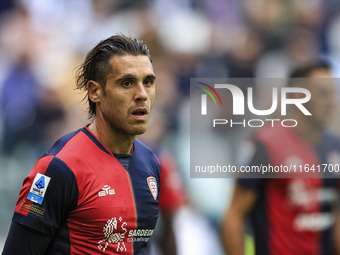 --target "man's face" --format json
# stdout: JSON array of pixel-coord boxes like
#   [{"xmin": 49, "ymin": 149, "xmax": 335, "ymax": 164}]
[
  {"xmin": 98, "ymin": 54, "xmax": 156, "ymax": 136},
  {"xmin": 303, "ymin": 69, "xmax": 336, "ymax": 127}
]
